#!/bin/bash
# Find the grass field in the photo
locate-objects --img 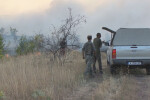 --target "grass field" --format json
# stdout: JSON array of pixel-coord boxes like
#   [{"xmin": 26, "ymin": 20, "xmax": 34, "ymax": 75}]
[
  {"xmin": 0, "ymin": 51, "xmax": 149, "ymax": 100},
  {"xmin": 0, "ymin": 51, "xmax": 85, "ymax": 100}
]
